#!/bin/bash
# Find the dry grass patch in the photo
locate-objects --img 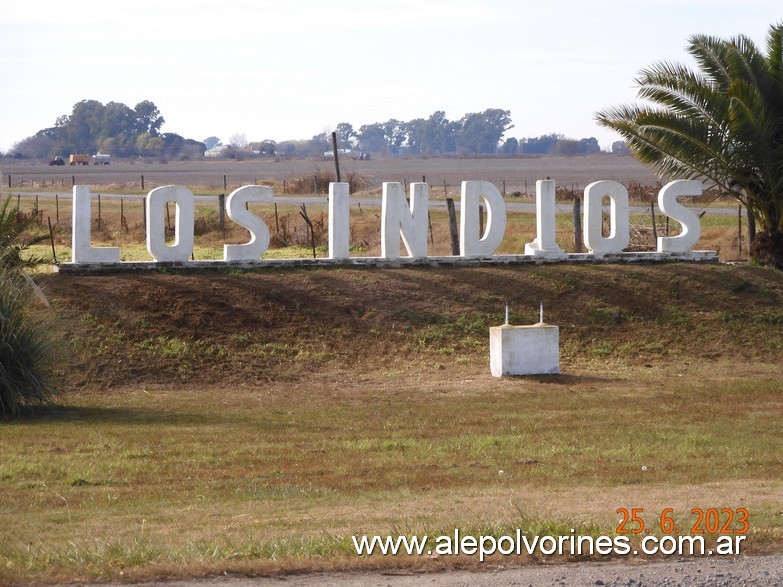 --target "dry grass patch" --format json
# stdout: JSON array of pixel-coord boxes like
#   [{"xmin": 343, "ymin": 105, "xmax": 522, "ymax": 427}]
[{"xmin": 1, "ymin": 363, "xmax": 782, "ymax": 583}]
